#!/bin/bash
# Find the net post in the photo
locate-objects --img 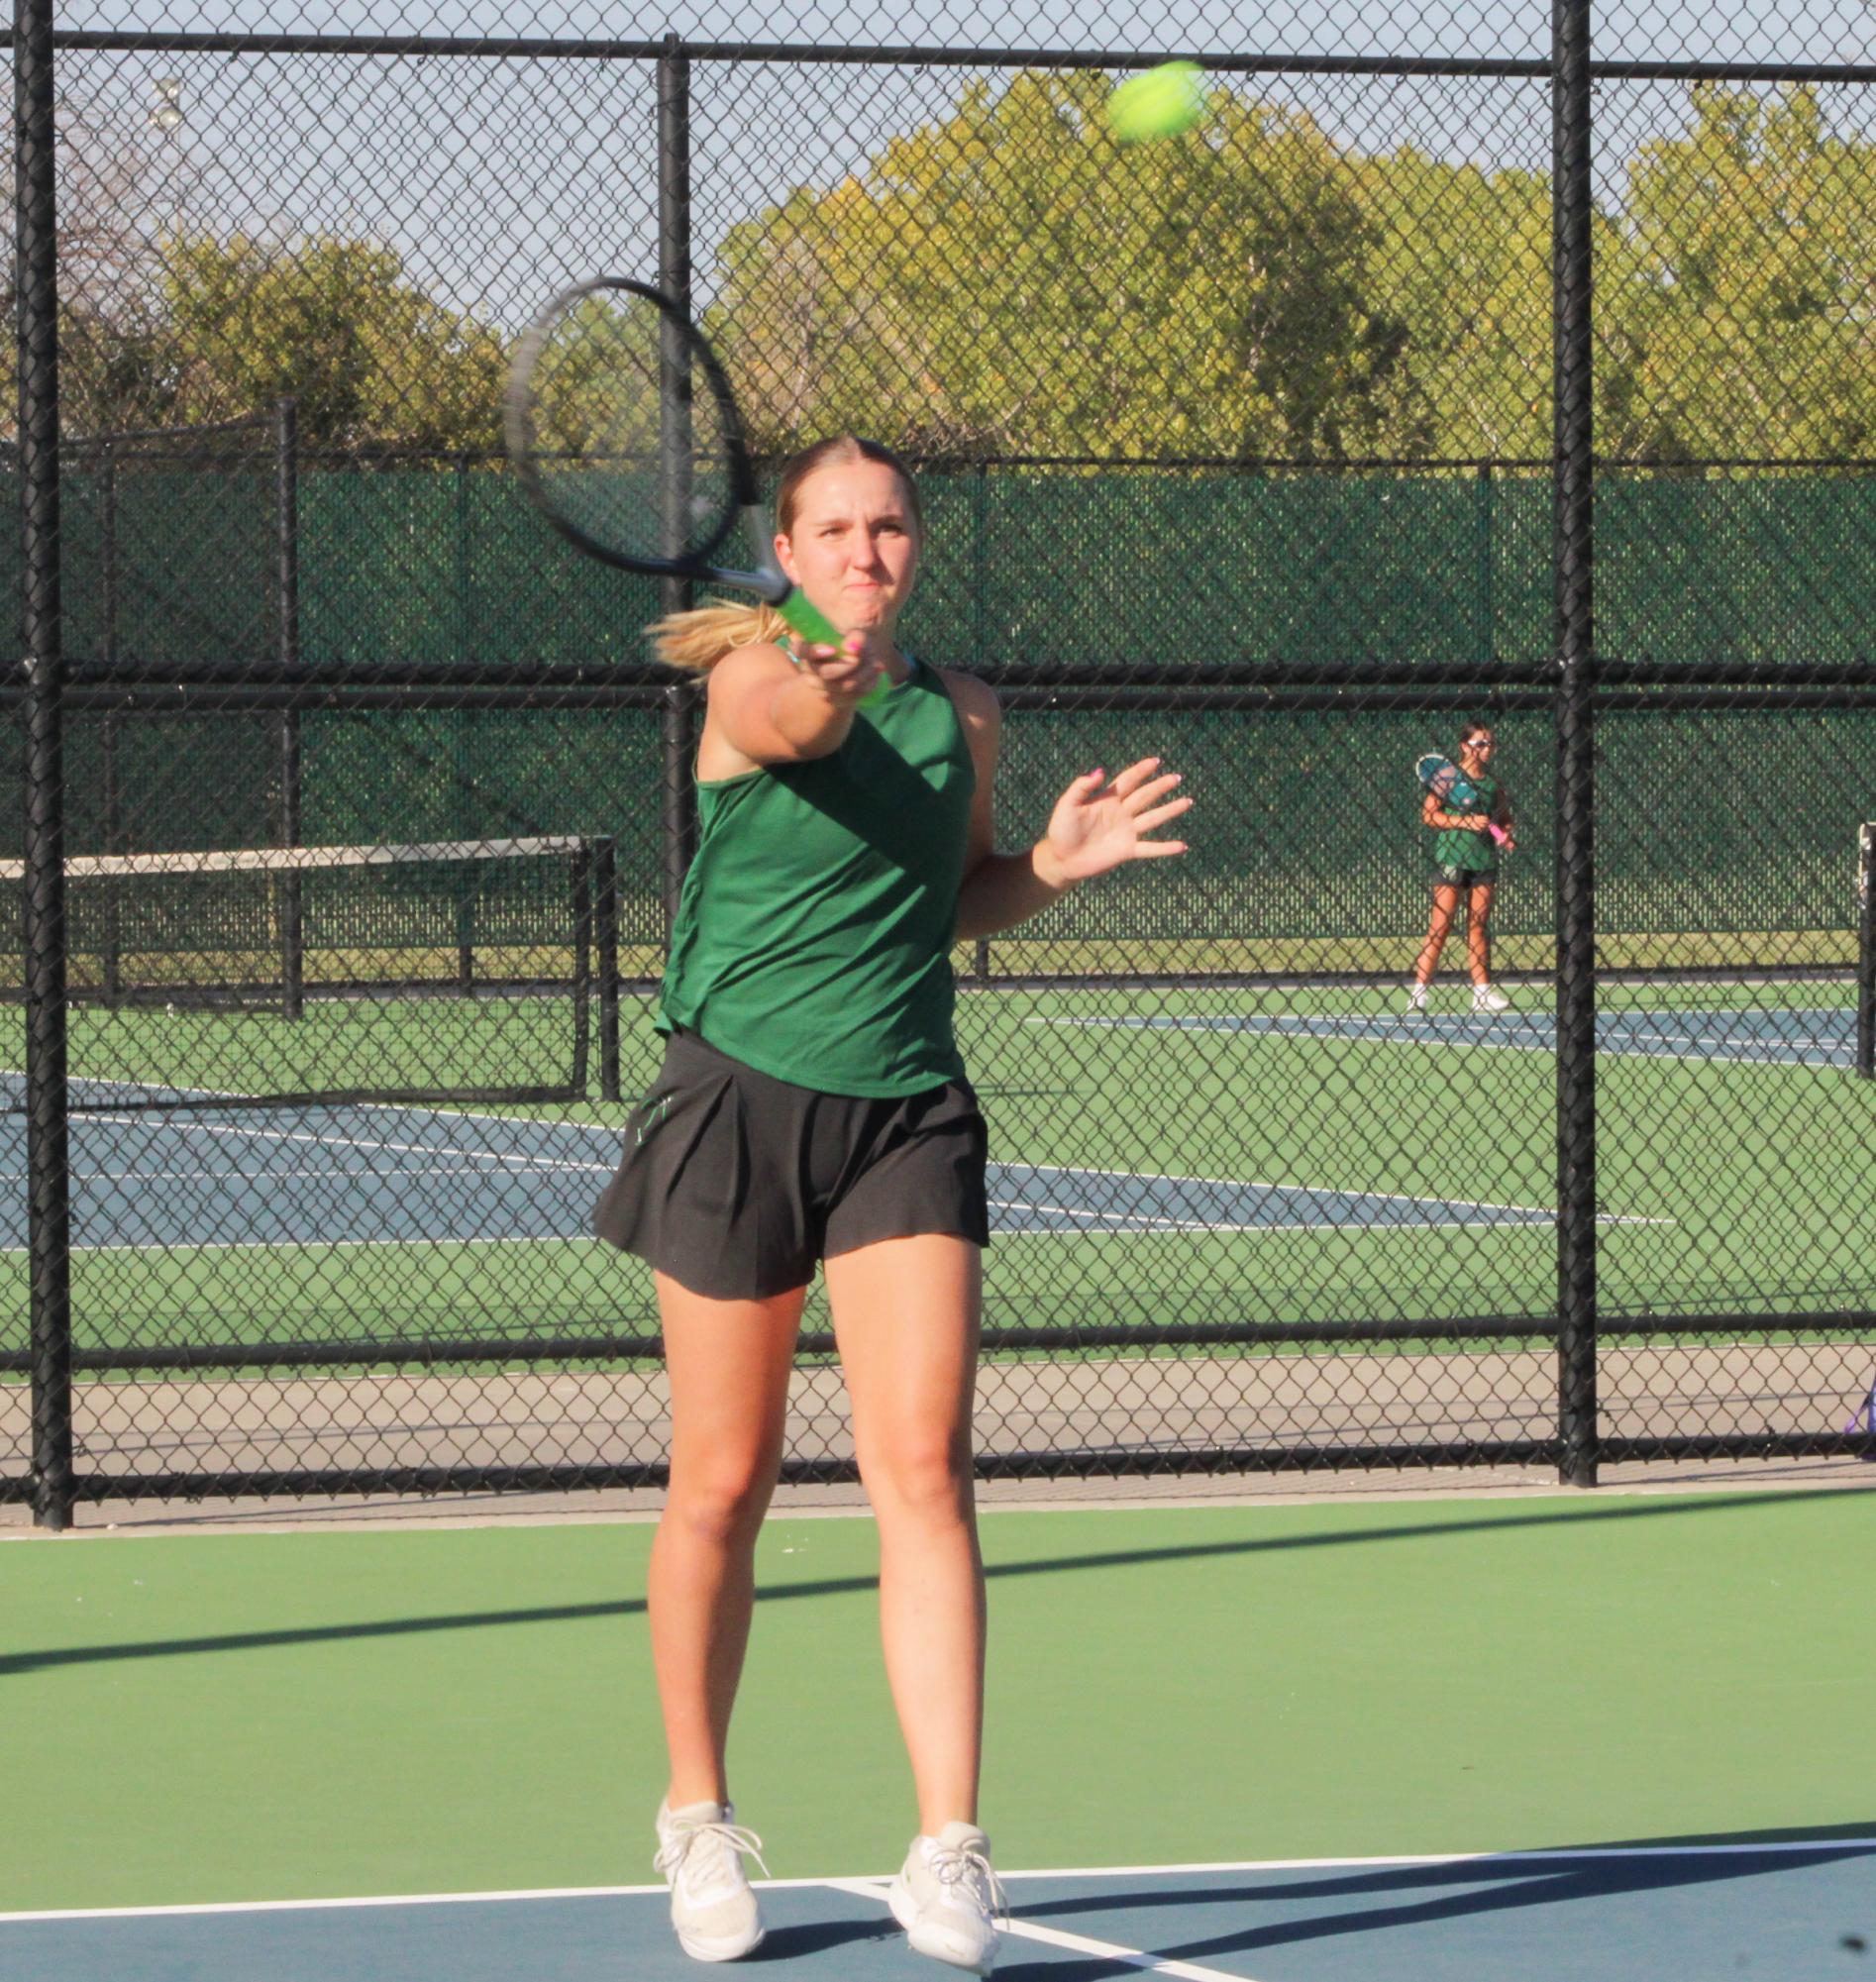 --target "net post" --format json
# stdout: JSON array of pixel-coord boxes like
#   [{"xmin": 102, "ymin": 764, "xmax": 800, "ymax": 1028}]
[
  {"xmin": 1857, "ymin": 824, "xmax": 1875, "ymax": 1081},
  {"xmin": 274, "ymin": 396, "xmax": 304, "ymax": 1020},
  {"xmin": 1552, "ymin": 0, "xmax": 1599, "ymax": 1489},
  {"xmin": 658, "ymin": 36, "xmax": 701, "ymax": 950},
  {"xmin": 17, "ymin": 0, "xmax": 75, "ymax": 1531},
  {"xmin": 595, "ymin": 835, "xmax": 621, "ymax": 1102},
  {"xmin": 100, "ymin": 713, "xmax": 121, "ymax": 1000},
  {"xmin": 570, "ymin": 840, "xmax": 594, "ymax": 1098}
]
